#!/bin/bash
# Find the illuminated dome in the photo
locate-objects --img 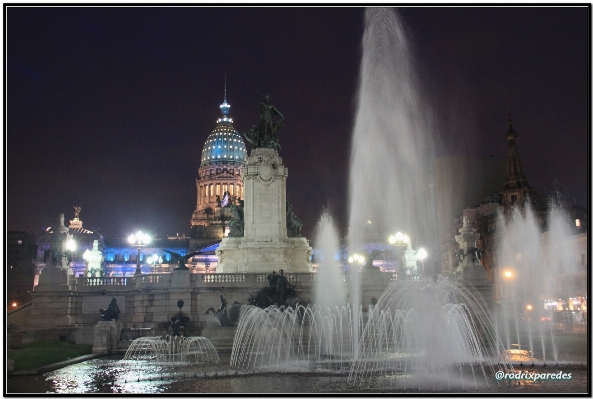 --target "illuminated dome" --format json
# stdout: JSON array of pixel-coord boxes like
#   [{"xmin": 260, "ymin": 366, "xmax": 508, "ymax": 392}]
[{"xmin": 200, "ymin": 97, "xmax": 247, "ymax": 167}]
